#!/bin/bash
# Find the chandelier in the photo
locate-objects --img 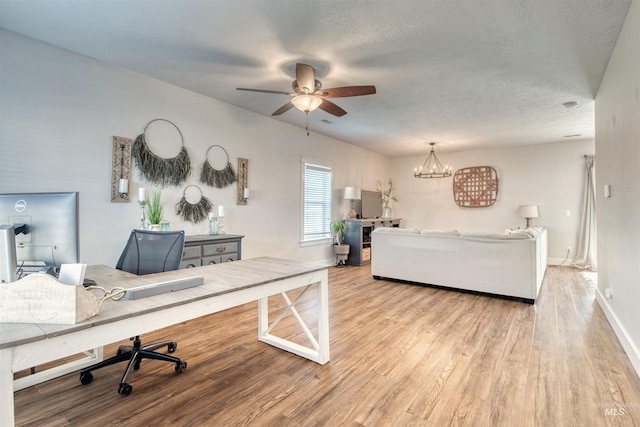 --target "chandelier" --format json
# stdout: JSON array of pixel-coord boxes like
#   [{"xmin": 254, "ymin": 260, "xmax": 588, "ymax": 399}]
[{"xmin": 414, "ymin": 142, "xmax": 452, "ymax": 178}]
